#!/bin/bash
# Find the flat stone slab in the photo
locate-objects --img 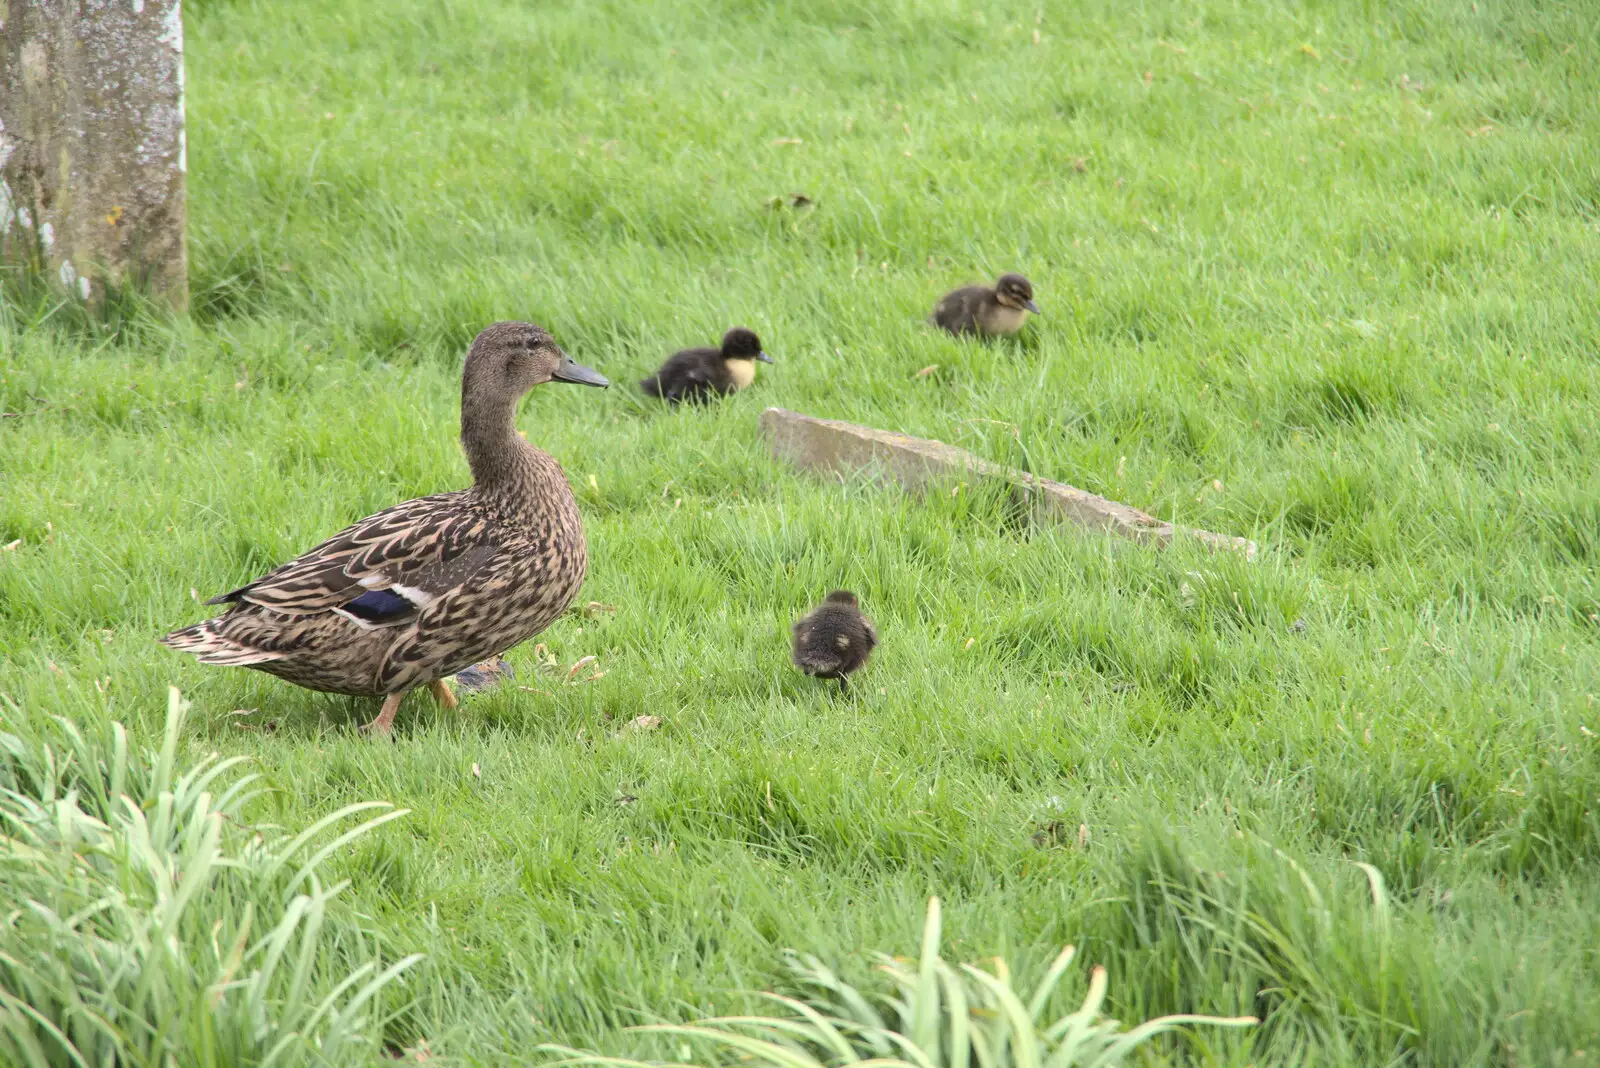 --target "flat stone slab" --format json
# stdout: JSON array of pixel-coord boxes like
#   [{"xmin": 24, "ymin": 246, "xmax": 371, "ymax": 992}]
[{"xmin": 760, "ymin": 407, "xmax": 1256, "ymax": 559}]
